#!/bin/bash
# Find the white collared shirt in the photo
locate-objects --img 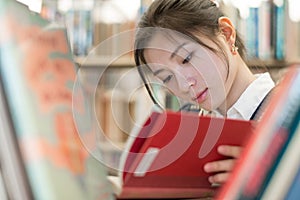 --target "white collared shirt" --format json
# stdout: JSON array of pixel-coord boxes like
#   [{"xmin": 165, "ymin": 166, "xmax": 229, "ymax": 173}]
[{"xmin": 213, "ymin": 72, "xmax": 275, "ymax": 120}]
